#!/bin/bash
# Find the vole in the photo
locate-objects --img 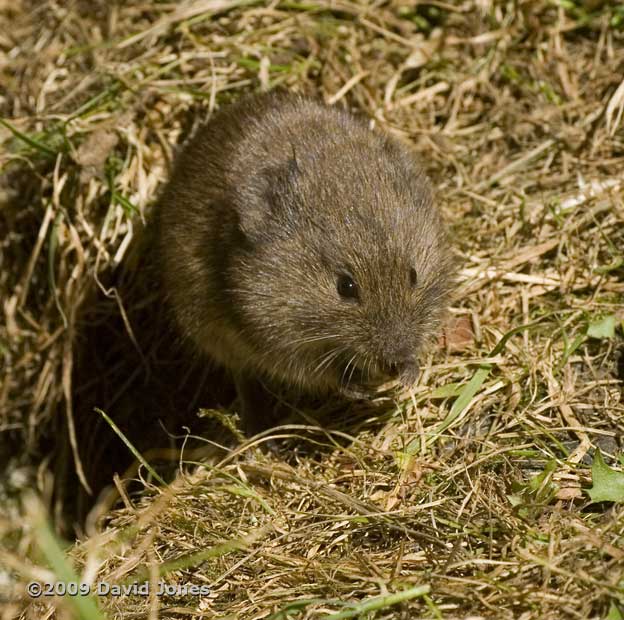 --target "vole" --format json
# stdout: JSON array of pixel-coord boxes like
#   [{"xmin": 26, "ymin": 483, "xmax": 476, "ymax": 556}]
[{"xmin": 155, "ymin": 92, "xmax": 454, "ymax": 436}]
